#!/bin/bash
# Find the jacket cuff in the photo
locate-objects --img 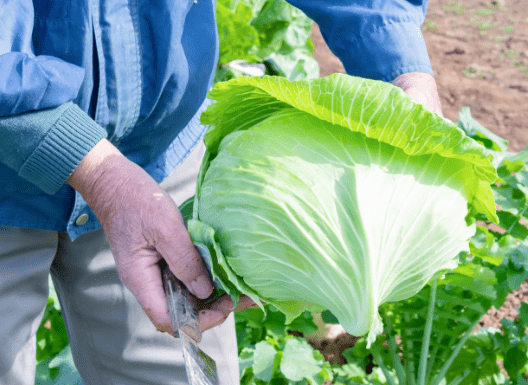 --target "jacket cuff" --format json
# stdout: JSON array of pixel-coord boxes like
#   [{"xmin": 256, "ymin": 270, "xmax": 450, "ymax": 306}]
[
  {"xmin": 19, "ymin": 103, "xmax": 107, "ymax": 194},
  {"xmin": 334, "ymin": 21, "xmax": 434, "ymax": 82}
]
